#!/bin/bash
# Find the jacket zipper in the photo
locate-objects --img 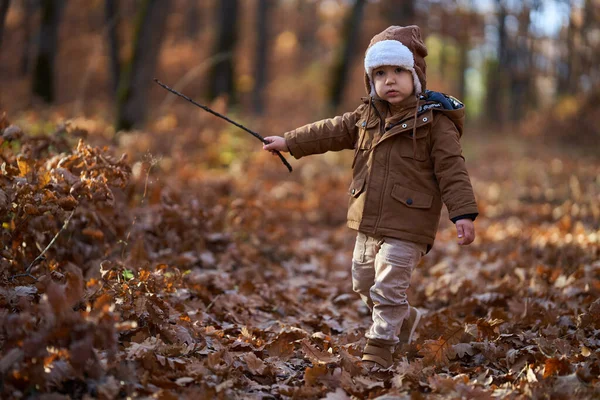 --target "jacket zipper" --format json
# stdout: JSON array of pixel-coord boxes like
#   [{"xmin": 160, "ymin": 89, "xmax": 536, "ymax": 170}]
[
  {"xmin": 372, "ymin": 143, "xmax": 392, "ymax": 232},
  {"xmin": 361, "ymin": 113, "xmax": 386, "ymax": 234}
]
